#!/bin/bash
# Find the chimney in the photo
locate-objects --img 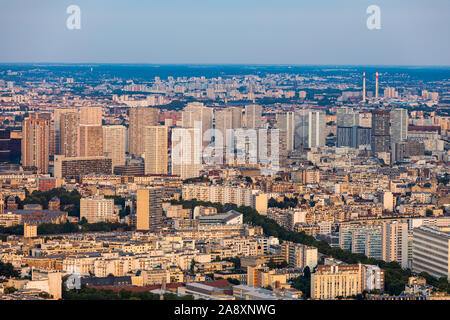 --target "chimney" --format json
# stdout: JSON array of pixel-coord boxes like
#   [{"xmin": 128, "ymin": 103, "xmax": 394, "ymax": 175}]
[
  {"xmin": 375, "ymin": 70, "xmax": 379, "ymax": 99},
  {"xmin": 362, "ymin": 70, "xmax": 366, "ymax": 103}
]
